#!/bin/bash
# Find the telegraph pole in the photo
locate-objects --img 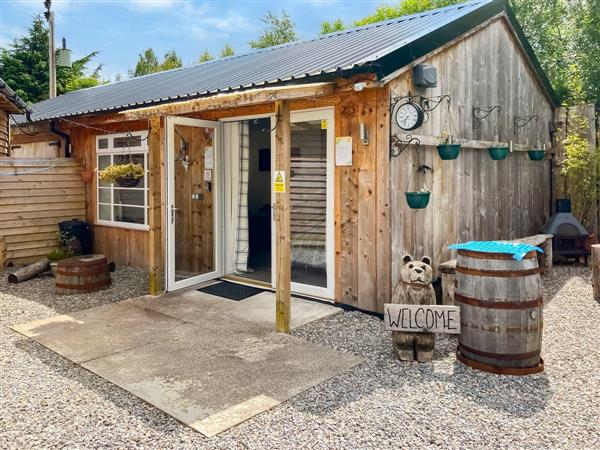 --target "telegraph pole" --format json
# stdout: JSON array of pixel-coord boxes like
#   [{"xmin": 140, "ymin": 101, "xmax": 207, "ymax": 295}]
[{"xmin": 44, "ymin": 0, "xmax": 56, "ymax": 99}]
